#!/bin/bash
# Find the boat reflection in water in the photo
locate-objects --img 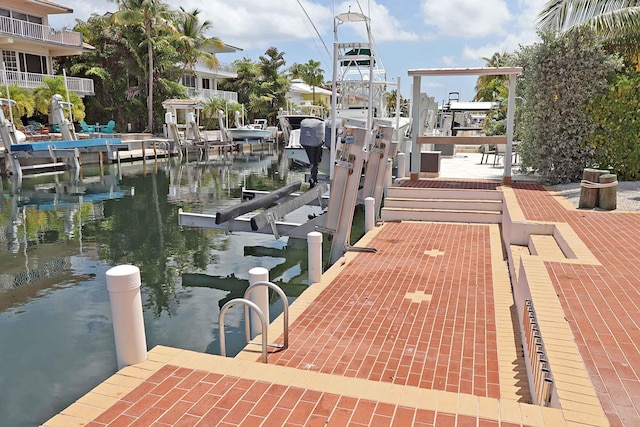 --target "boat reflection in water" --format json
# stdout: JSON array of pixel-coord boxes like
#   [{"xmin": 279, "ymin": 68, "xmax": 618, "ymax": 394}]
[{"xmin": 0, "ymin": 146, "xmax": 330, "ymax": 427}]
